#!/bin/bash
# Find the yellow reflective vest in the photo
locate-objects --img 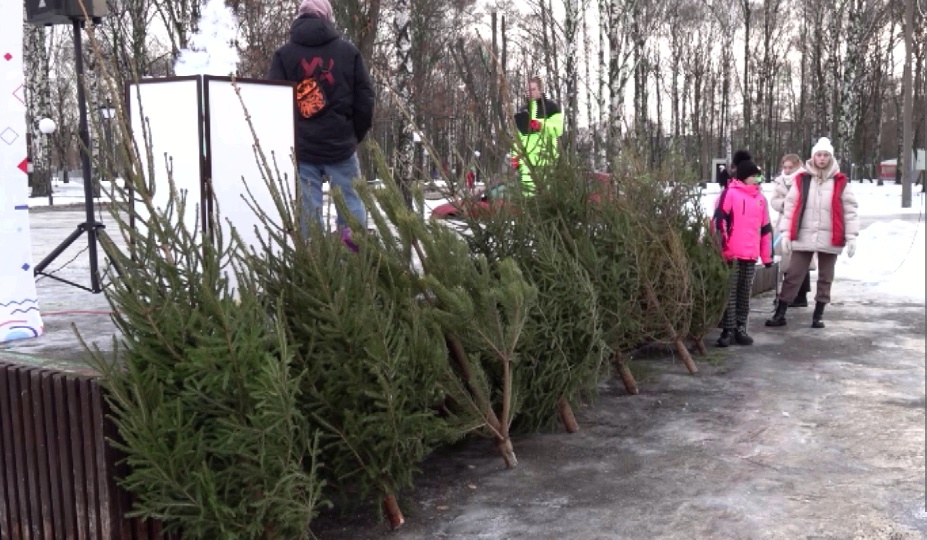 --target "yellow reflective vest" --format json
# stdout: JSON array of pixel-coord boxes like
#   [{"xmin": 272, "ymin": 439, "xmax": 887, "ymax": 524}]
[{"xmin": 513, "ymin": 97, "xmax": 564, "ymax": 194}]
